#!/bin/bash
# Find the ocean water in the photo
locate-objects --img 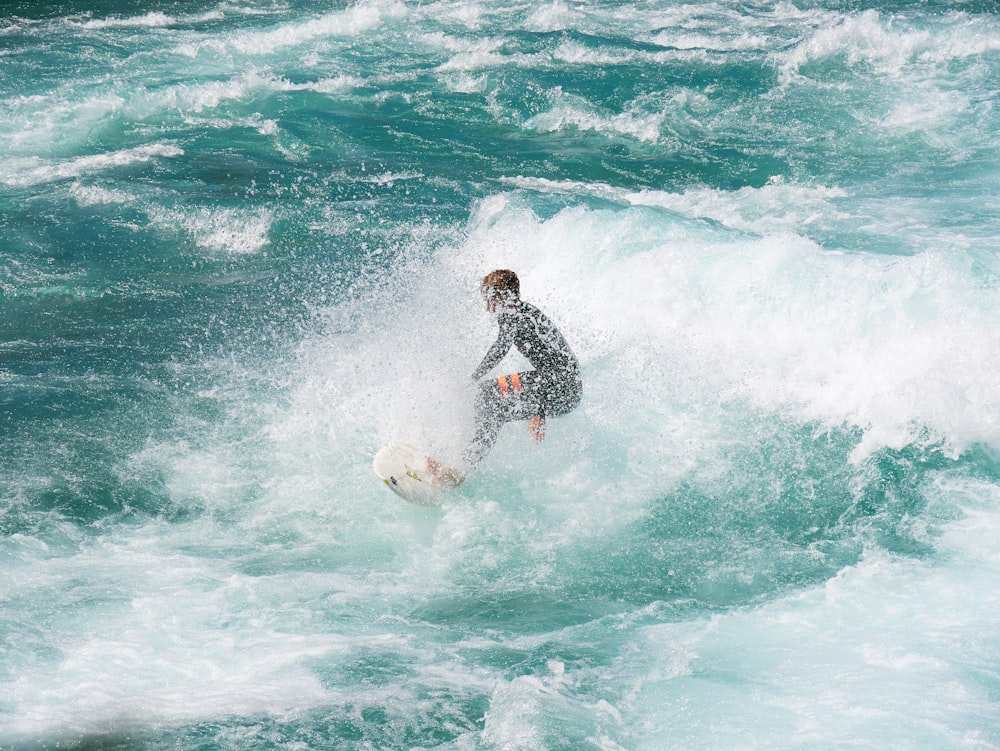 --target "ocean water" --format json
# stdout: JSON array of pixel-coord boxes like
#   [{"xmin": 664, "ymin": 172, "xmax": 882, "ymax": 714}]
[{"xmin": 2, "ymin": 0, "xmax": 999, "ymax": 748}]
